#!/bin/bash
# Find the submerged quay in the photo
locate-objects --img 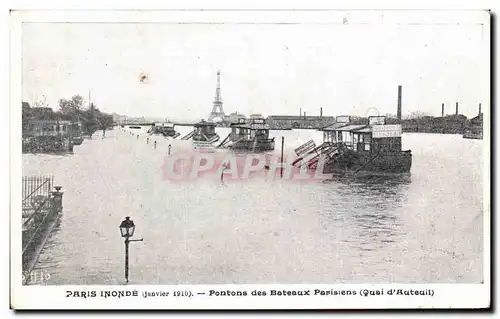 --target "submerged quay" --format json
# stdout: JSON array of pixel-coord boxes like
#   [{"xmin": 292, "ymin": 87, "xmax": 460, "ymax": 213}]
[{"xmin": 22, "ymin": 176, "xmax": 64, "ymax": 284}]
